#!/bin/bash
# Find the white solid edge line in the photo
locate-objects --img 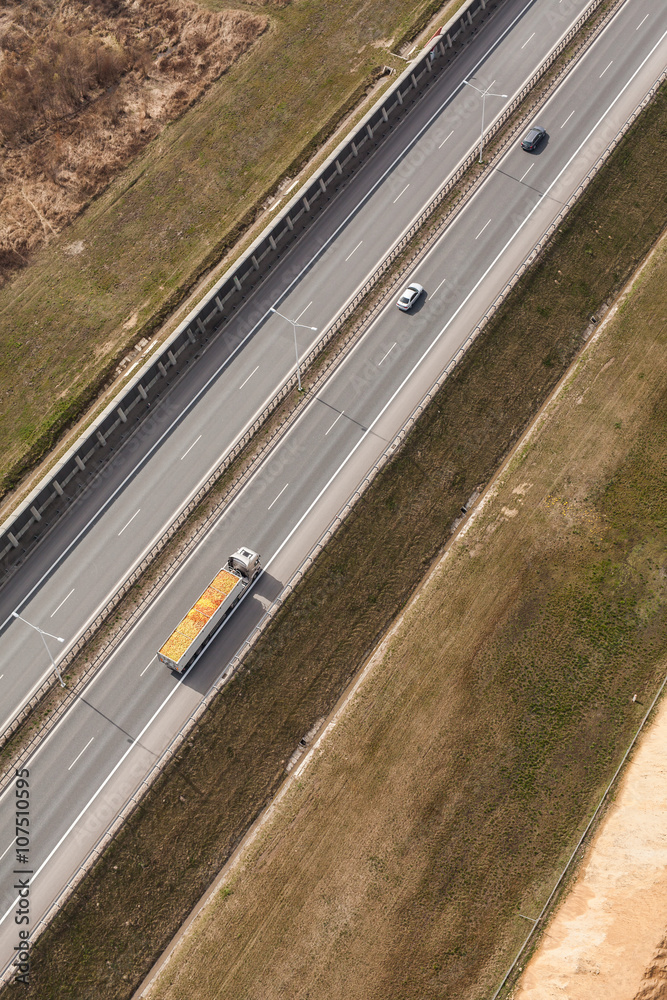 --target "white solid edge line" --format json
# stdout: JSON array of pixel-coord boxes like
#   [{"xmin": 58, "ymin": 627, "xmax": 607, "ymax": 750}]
[
  {"xmin": 260, "ymin": 30, "xmax": 667, "ymax": 582},
  {"xmin": 0, "ymin": 0, "xmax": 579, "ymax": 733},
  {"xmin": 0, "ymin": 26, "xmax": 655, "ymax": 927},
  {"xmin": 1, "ymin": 0, "xmax": 542, "ymax": 633},
  {"xmin": 0, "ymin": 663, "xmax": 192, "ymax": 928},
  {"xmin": 0, "ymin": 0, "xmax": 657, "ymax": 767},
  {"xmin": 2, "ymin": 1, "xmax": 653, "ymax": 928}
]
